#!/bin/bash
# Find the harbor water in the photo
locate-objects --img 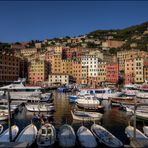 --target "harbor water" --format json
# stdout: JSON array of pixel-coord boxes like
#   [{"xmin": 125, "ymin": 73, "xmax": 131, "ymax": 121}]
[{"xmin": 0, "ymin": 90, "xmax": 147, "ymax": 147}]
